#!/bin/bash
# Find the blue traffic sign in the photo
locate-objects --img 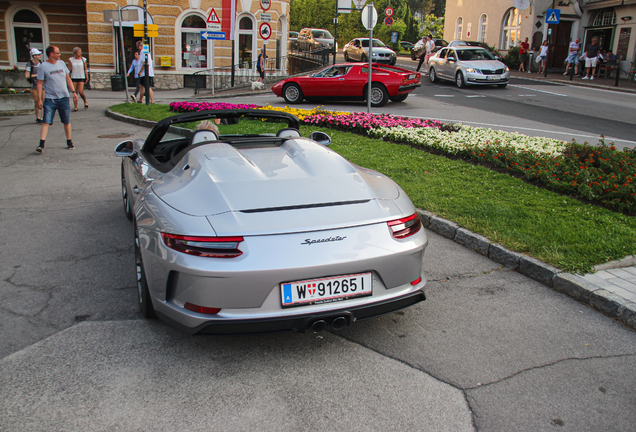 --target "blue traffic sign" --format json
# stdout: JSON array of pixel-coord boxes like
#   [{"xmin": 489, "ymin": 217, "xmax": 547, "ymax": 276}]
[
  {"xmin": 545, "ymin": 9, "xmax": 560, "ymax": 24},
  {"xmin": 201, "ymin": 31, "xmax": 226, "ymax": 40}
]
